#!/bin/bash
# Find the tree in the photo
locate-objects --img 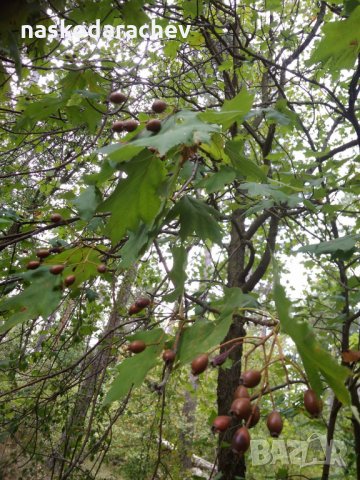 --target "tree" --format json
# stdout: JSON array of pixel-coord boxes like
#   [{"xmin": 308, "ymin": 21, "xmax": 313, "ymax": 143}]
[{"xmin": 0, "ymin": 0, "xmax": 359, "ymax": 479}]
